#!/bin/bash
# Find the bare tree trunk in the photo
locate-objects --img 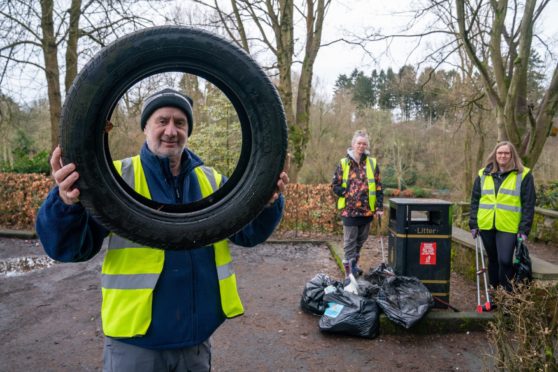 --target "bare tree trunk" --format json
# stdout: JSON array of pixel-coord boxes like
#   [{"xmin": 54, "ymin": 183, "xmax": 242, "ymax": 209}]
[
  {"xmin": 275, "ymin": 0, "xmax": 296, "ymax": 178},
  {"xmin": 40, "ymin": 0, "xmax": 62, "ymax": 152},
  {"xmin": 455, "ymin": 0, "xmax": 557, "ymax": 167},
  {"xmin": 65, "ymin": 0, "xmax": 82, "ymax": 93},
  {"xmin": 463, "ymin": 121, "xmax": 472, "ymax": 198},
  {"xmin": 1, "ymin": 137, "xmax": 13, "ymax": 166},
  {"xmin": 392, "ymin": 139, "xmax": 404, "ymax": 190},
  {"xmin": 290, "ymin": 0, "xmax": 327, "ymax": 181},
  {"xmin": 526, "ymin": 63, "xmax": 558, "ymax": 165},
  {"xmin": 476, "ymin": 130, "xmax": 485, "ymax": 172},
  {"xmin": 503, "ymin": 0, "xmax": 536, "ymax": 147},
  {"xmin": 195, "ymin": 0, "xmax": 330, "ymax": 182},
  {"xmin": 496, "ymin": 107, "xmax": 507, "ymax": 142},
  {"xmin": 2, "ymin": 1, "xmax": 153, "ymax": 152}
]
